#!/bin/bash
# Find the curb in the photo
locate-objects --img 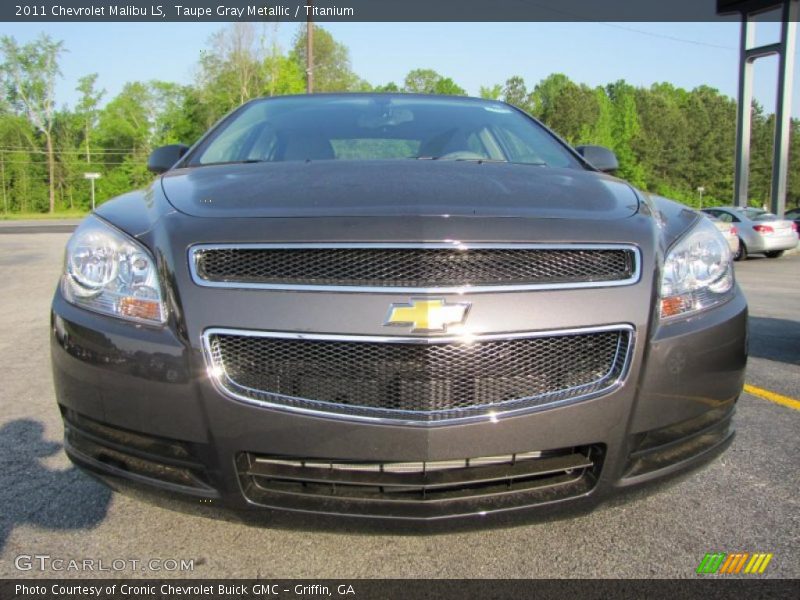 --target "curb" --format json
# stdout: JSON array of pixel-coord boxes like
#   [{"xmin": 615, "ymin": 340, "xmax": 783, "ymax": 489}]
[{"xmin": 0, "ymin": 219, "xmax": 82, "ymax": 234}]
